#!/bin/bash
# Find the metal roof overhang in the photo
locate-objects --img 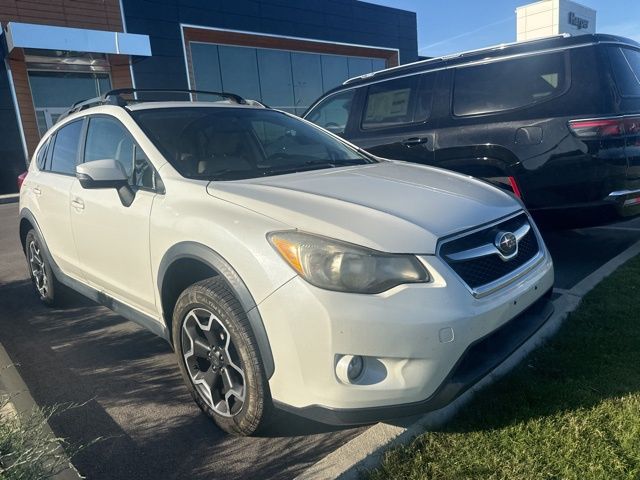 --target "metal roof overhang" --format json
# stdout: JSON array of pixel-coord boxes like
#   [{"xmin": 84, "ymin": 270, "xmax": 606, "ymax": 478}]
[{"xmin": 4, "ymin": 22, "xmax": 151, "ymax": 56}]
